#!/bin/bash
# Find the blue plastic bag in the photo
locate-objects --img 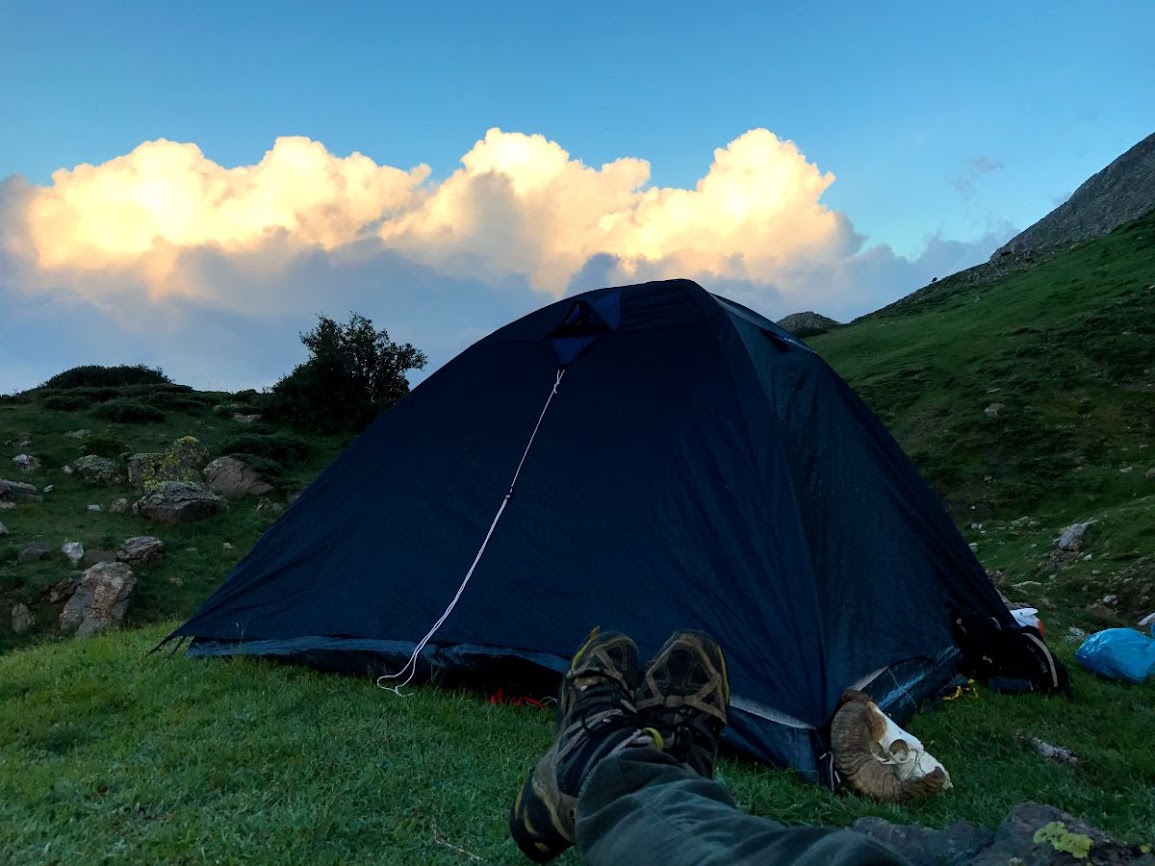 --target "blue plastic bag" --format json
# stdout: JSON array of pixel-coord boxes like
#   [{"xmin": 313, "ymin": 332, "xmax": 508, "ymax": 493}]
[{"xmin": 1075, "ymin": 628, "xmax": 1155, "ymax": 684}]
